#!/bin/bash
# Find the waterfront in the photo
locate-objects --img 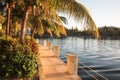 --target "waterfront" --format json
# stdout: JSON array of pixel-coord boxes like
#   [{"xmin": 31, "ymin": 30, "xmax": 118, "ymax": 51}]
[{"xmin": 40, "ymin": 37, "xmax": 120, "ymax": 80}]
